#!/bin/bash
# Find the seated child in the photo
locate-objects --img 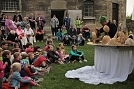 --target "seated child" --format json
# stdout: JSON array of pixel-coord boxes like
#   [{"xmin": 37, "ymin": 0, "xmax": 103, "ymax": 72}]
[
  {"xmin": 25, "ymin": 42, "xmax": 34, "ymax": 54},
  {"xmin": 63, "ymin": 36, "xmax": 70, "ymax": 46},
  {"xmin": 34, "ymin": 46, "xmax": 42, "ymax": 58},
  {"xmin": 56, "ymin": 29, "xmax": 62, "ymax": 41},
  {"xmin": 28, "ymin": 52, "xmax": 51, "ymax": 73},
  {"xmin": 44, "ymin": 41, "xmax": 53, "ymax": 51},
  {"xmin": 55, "ymin": 46, "xmax": 69, "ymax": 63},
  {"xmin": 2, "ymin": 50, "xmax": 12, "ymax": 80},
  {"xmin": 45, "ymin": 35, "xmax": 54, "ymax": 46},
  {"xmin": 35, "ymin": 26, "xmax": 44, "ymax": 42},
  {"xmin": 12, "ymin": 52, "xmax": 22, "ymax": 63},
  {"xmin": 10, "ymin": 48, "xmax": 21, "ymax": 64},
  {"xmin": 69, "ymin": 45, "xmax": 87, "ymax": 63},
  {"xmin": 71, "ymin": 35, "xmax": 78, "ymax": 45},
  {"xmin": 0, "ymin": 48, "xmax": 8, "ymax": 89},
  {"xmin": 47, "ymin": 45, "xmax": 64, "ymax": 64},
  {"xmin": 9, "ymin": 63, "xmax": 37, "ymax": 89},
  {"xmin": 77, "ymin": 33, "xmax": 85, "ymax": 46}
]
